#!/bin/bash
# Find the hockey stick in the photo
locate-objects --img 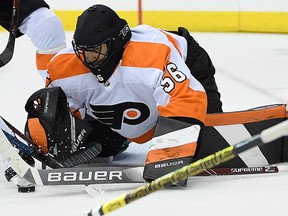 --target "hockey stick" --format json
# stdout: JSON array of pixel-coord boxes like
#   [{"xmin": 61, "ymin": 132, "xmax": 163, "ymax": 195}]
[
  {"xmin": 0, "ymin": 127, "xmax": 143, "ymax": 185},
  {"xmin": 0, "ymin": 0, "xmax": 21, "ymax": 67},
  {"xmin": 0, "ymin": 131, "xmax": 280, "ymax": 186},
  {"xmin": 3, "ymin": 122, "xmax": 278, "ymax": 177},
  {"xmin": 85, "ymin": 119, "xmax": 288, "ymax": 216},
  {"xmin": 0, "ymin": 127, "xmax": 279, "ymax": 186},
  {"xmin": 35, "ymin": 165, "xmax": 277, "ymax": 186}
]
